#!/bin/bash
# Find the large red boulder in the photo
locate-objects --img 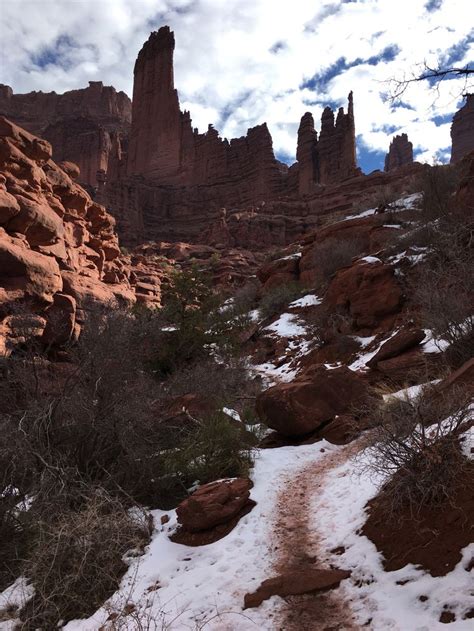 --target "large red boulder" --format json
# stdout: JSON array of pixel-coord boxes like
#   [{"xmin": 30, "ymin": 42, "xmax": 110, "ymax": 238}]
[
  {"xmin": 256, "ymin": 366, "xmax": 367, "ymax": 437},
  {"xmin": 325, "ymin": 259, "xmax": 402, "ymax": 329},
  {"xmin": 175, "ymin": 478, "xmax": 254, "ymax": 533}
]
